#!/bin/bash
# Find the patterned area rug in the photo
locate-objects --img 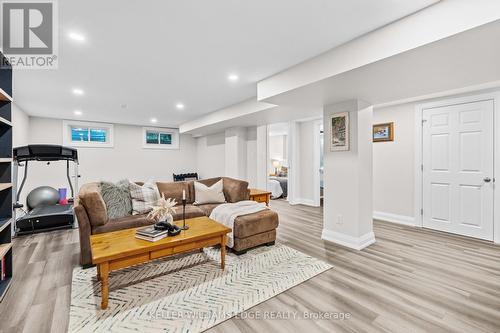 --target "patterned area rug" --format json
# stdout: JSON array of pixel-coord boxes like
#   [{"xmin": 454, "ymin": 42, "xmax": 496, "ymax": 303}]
[{"xmin": 69, "ymin": 244, "xmax": 332, "ymax": 332}]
